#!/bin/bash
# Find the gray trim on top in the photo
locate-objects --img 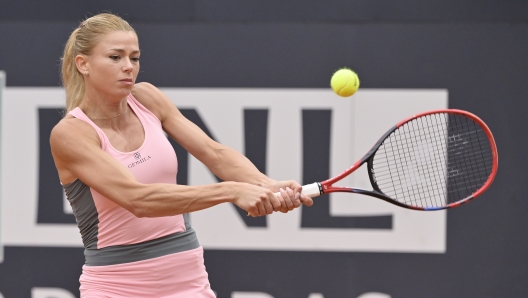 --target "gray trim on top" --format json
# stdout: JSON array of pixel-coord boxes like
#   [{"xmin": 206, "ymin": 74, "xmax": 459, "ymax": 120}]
[
  {"xmin": 64, "ymin": 179, "xmax": 99, "ymax": 249},
  {"xmin": 64, "ymin": 179, "xmax": 200, "ymax": 266},
  {"xmin": 183, "ymin": 213, "xmax": 192, "ymax": 230},
  {"xmin": 84, "ymin": 229, "xmax": 200, "ymax": 266}
]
